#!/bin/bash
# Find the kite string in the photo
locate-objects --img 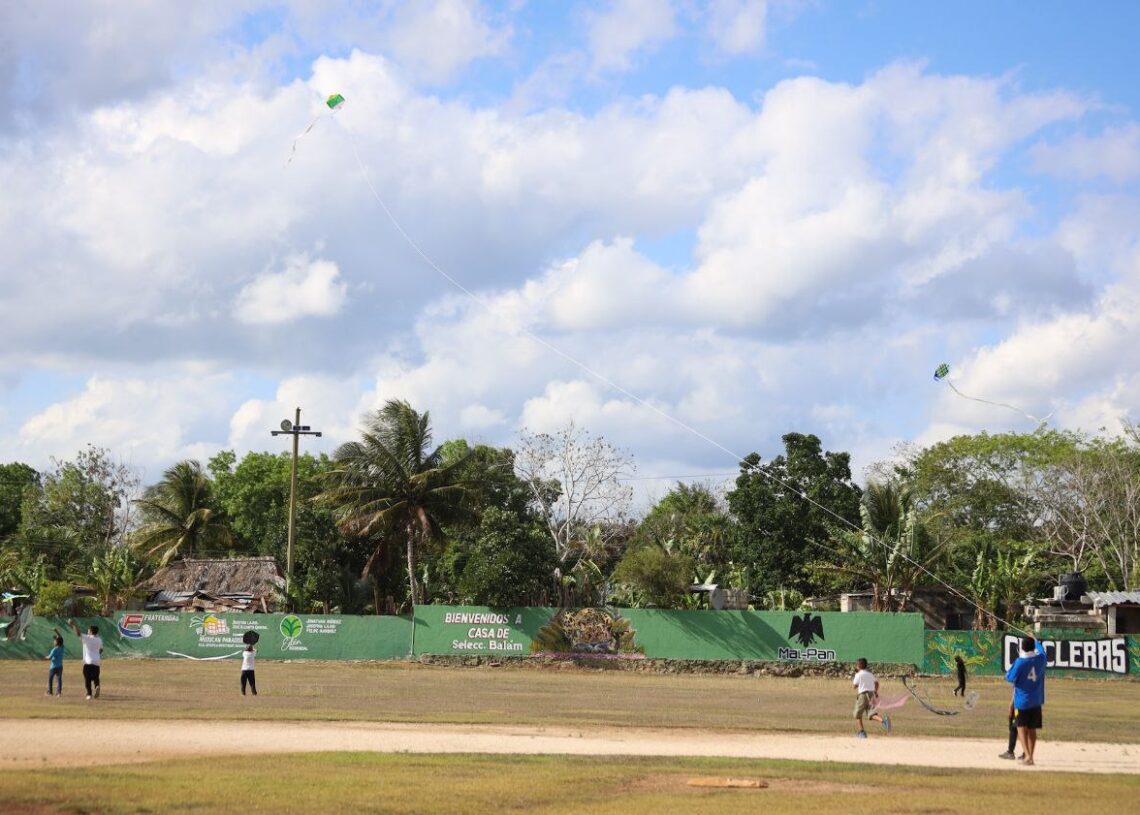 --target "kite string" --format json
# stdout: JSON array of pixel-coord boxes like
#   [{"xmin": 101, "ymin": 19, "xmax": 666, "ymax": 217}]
[
  {"xmin": 945, "ymin": 381, "xmax": 1051, "ymax": 426},
  {"xmin": 343, "ymin": 133, "xmax": 1027, "ymax": 637}
]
